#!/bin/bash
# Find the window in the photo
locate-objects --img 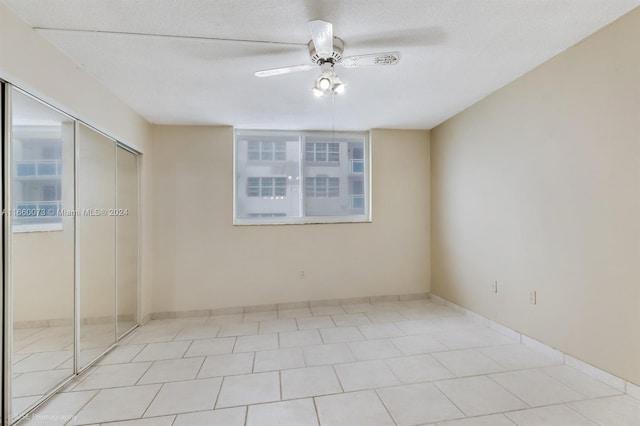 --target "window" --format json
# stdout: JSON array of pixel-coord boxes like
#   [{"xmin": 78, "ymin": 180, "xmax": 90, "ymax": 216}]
[
  {"xmin": 235, "ymin": 130, "xmax": 370, "ymax": 224},
  {"xmin": 306, "ymin": 177, "xmax": 339, "ymax": 197},
  {"xmin": 350, "ymin": 144, "xmax": 365, "ymax": 173},
  {"xmin": 247, "ymin": 177, "xmax": 287, "ymax": 198},
  {"xmin": 305, "ymin": 142, "xmax": 339, "ymax": 163},
  {"xmin": 248, "ymin": 140, "xmax": 286, "ymax": 161},
  {"xmin": 12, "ymin": 129, "xmax": 66, "ymax": 230}
]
